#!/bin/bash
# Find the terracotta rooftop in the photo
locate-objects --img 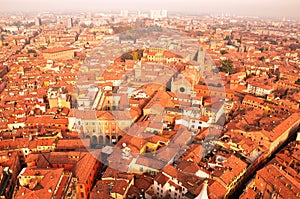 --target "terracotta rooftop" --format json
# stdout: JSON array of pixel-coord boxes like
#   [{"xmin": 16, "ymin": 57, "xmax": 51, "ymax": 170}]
[{"xmin": 42, "ymin": 47, "xmax": 74, "ymax": 54}]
